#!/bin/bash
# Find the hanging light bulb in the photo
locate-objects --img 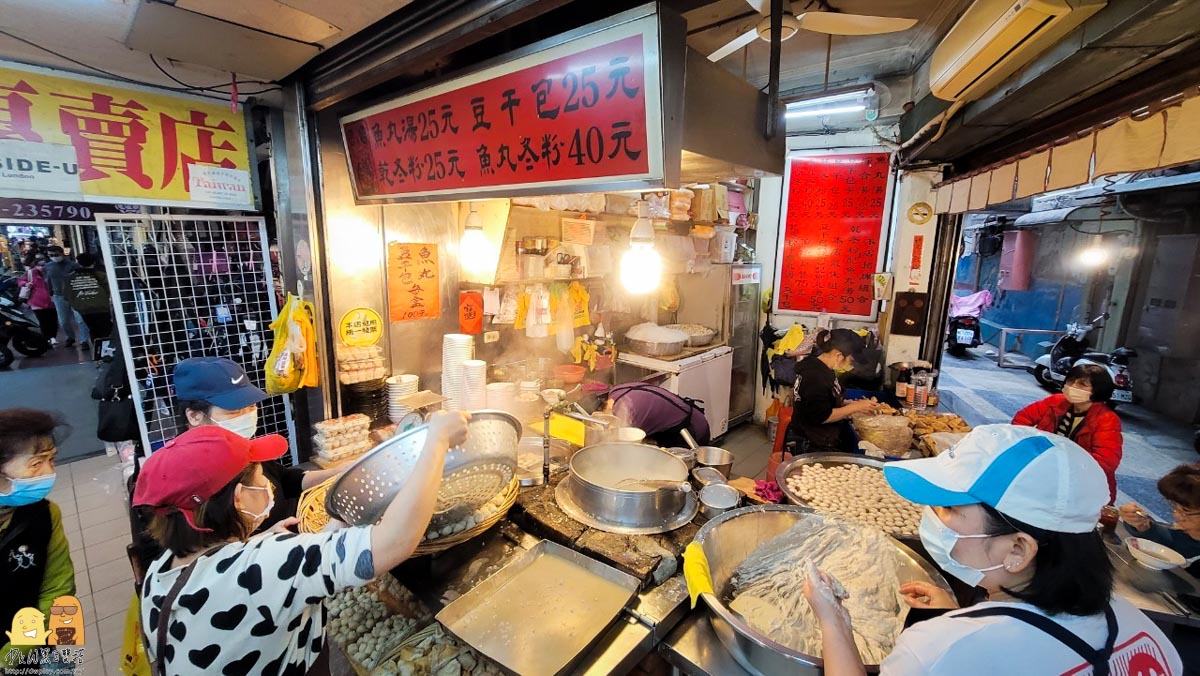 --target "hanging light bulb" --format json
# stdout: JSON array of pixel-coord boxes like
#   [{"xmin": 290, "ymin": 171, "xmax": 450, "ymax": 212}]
[
  {"xmin": 621, "ymin": 200, "xmax": 661, "ymax": 294},
  {"xmin": 459, "ymin": 203, "xmax": 491, "ymax": 276}
]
